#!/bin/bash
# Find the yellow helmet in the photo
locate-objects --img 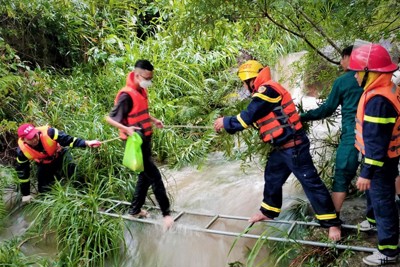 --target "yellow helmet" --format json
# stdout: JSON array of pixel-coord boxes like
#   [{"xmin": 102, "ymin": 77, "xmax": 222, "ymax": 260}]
[{"xmin": 237, "ymin": 60, "xmax": 263, "ymax": 81}]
